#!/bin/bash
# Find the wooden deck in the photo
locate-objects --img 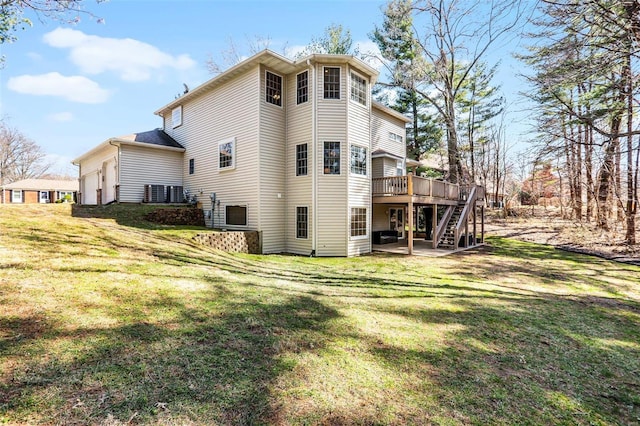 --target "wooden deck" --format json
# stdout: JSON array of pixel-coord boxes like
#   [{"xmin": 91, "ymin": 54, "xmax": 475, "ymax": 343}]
[{"xmin": 372, "ymin": 175, "xmax": 473, "ymax": 206}]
